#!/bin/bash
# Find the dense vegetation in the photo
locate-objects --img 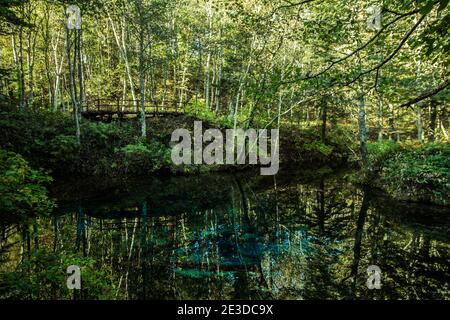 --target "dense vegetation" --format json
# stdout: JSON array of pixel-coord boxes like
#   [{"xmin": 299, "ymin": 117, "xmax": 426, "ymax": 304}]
[
  {"xmin": 373, "ymin": 142, "xmax": 449, "ymax": 205},
  {"xmin": 0, "ymin": 149, "xmax": 54, "ymax": 220},
  {"xmin": 0, "ymin": 111, "xmax": 168, "ymax": 176},
  {"xmin": 0, "ymin": 0, "xmax": 449, "ymax": 301},
  {"xmin": 0, "ymin": 0, "xmax": 448, "ymax": 209},
  {"xmin": 0, "ymin": 110, "xmax": 352, "ymax": 175}
]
